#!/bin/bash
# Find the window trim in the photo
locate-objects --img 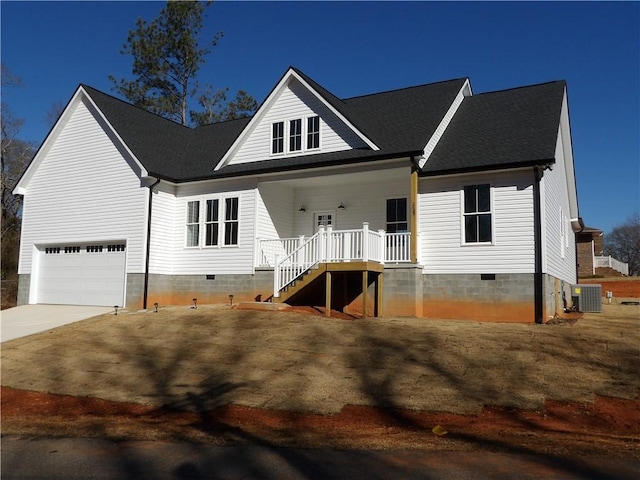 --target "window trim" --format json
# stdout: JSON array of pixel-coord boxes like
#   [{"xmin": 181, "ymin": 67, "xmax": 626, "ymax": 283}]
[
  {"xmin": 184, "ymin": 196, "xmax": 240, "ymax": 249},
  {"xmin": 289, "ymin": 118, "xmax": 302, "ymax": 152},
  {"xmin": 223, "ymin": 197, "xmax": 239, "ymax": 246},
  {"xmin": 185, "ymin": 200, "xmax": 201, "ymax": 248},
  {"xmin": 204, "ymin": 198, "xmax": 220, "ymax": 247},
  {"xmin": 306, "ymin": 115, "xmax": 320, "ymax": 150},
  {"xmin": 270, "ymin": 115, "xmax": 321, "ymax": 156},
  {"xmin": 385, "ymin": 197, "xmax": 409, "ymax": 233},
  {"xmin": 271, "ymin": 121, "xmax": 285, "ymax": 155},
  {"xmin": 461, "ymin": 183, "xmax": 494, "ymax": 246}
]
